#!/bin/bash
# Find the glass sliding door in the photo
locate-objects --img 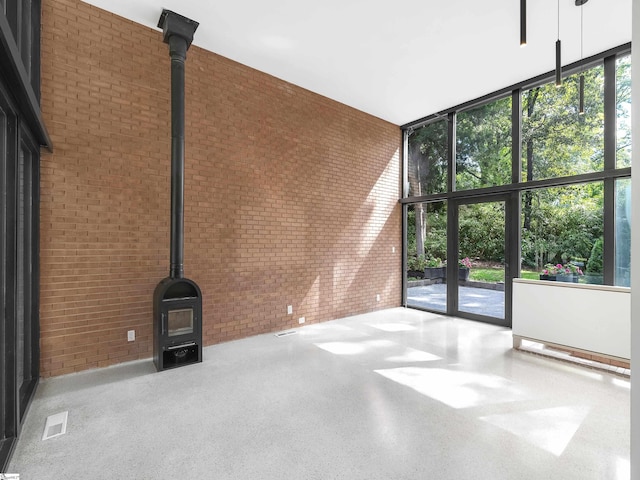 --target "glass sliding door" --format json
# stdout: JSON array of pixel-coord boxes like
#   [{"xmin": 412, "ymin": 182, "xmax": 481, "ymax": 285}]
[
  {"xmin": 455, "ymin": 199, "xmax": 506, "ymax": 322},
  {"xmin": 0, "ymin": 85, "xmax": 40, "ymax": 471},
  {"xmin": 405, "ymin": 201, "xmax": 447, "ymax": 312},
  {"xmin": 17, "ymin": 140, "xmax": 37, "ymax": 419}
]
